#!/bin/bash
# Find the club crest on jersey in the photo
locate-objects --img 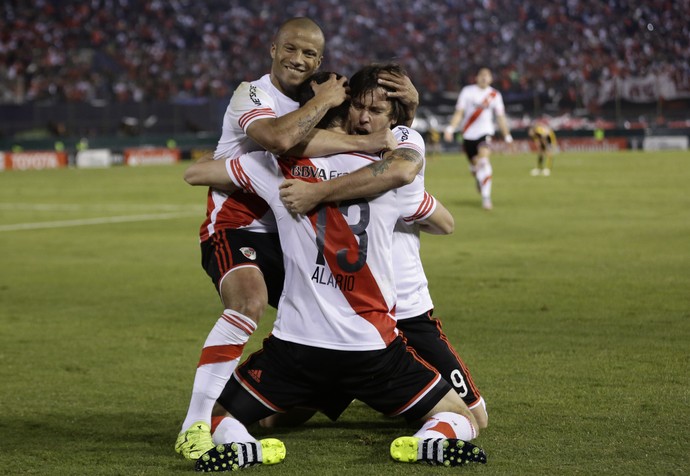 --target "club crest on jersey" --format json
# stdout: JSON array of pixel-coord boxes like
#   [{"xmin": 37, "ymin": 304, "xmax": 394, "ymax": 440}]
[{"xmin": 240, "ymin": 247, "xmax": 257, "ymax": 260}]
